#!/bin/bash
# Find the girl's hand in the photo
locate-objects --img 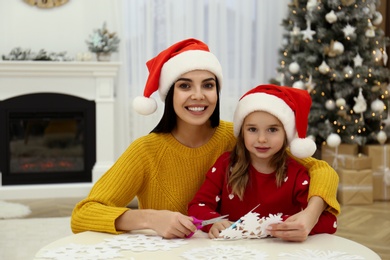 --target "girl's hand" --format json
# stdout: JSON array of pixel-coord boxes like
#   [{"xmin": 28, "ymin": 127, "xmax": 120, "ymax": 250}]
[
  {"xmin": 267, "ymin": 208, "xmax": 318, "ymax": 242},
  {"xmin": 208, "ymin": 220, "xmax": 232, "ymax": 239}
]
